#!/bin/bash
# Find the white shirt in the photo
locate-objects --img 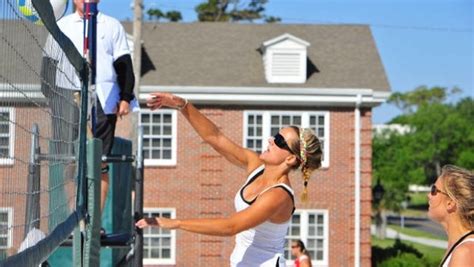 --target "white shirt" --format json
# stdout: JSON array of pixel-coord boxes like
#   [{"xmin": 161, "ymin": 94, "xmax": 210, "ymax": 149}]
[
  {"xmin": 230, "ymin": 165, "xmax": 294, "ymax": 267},
  {"xmin": 44, "ymin": 11, "xmax": 139, "ymax": 114}
]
